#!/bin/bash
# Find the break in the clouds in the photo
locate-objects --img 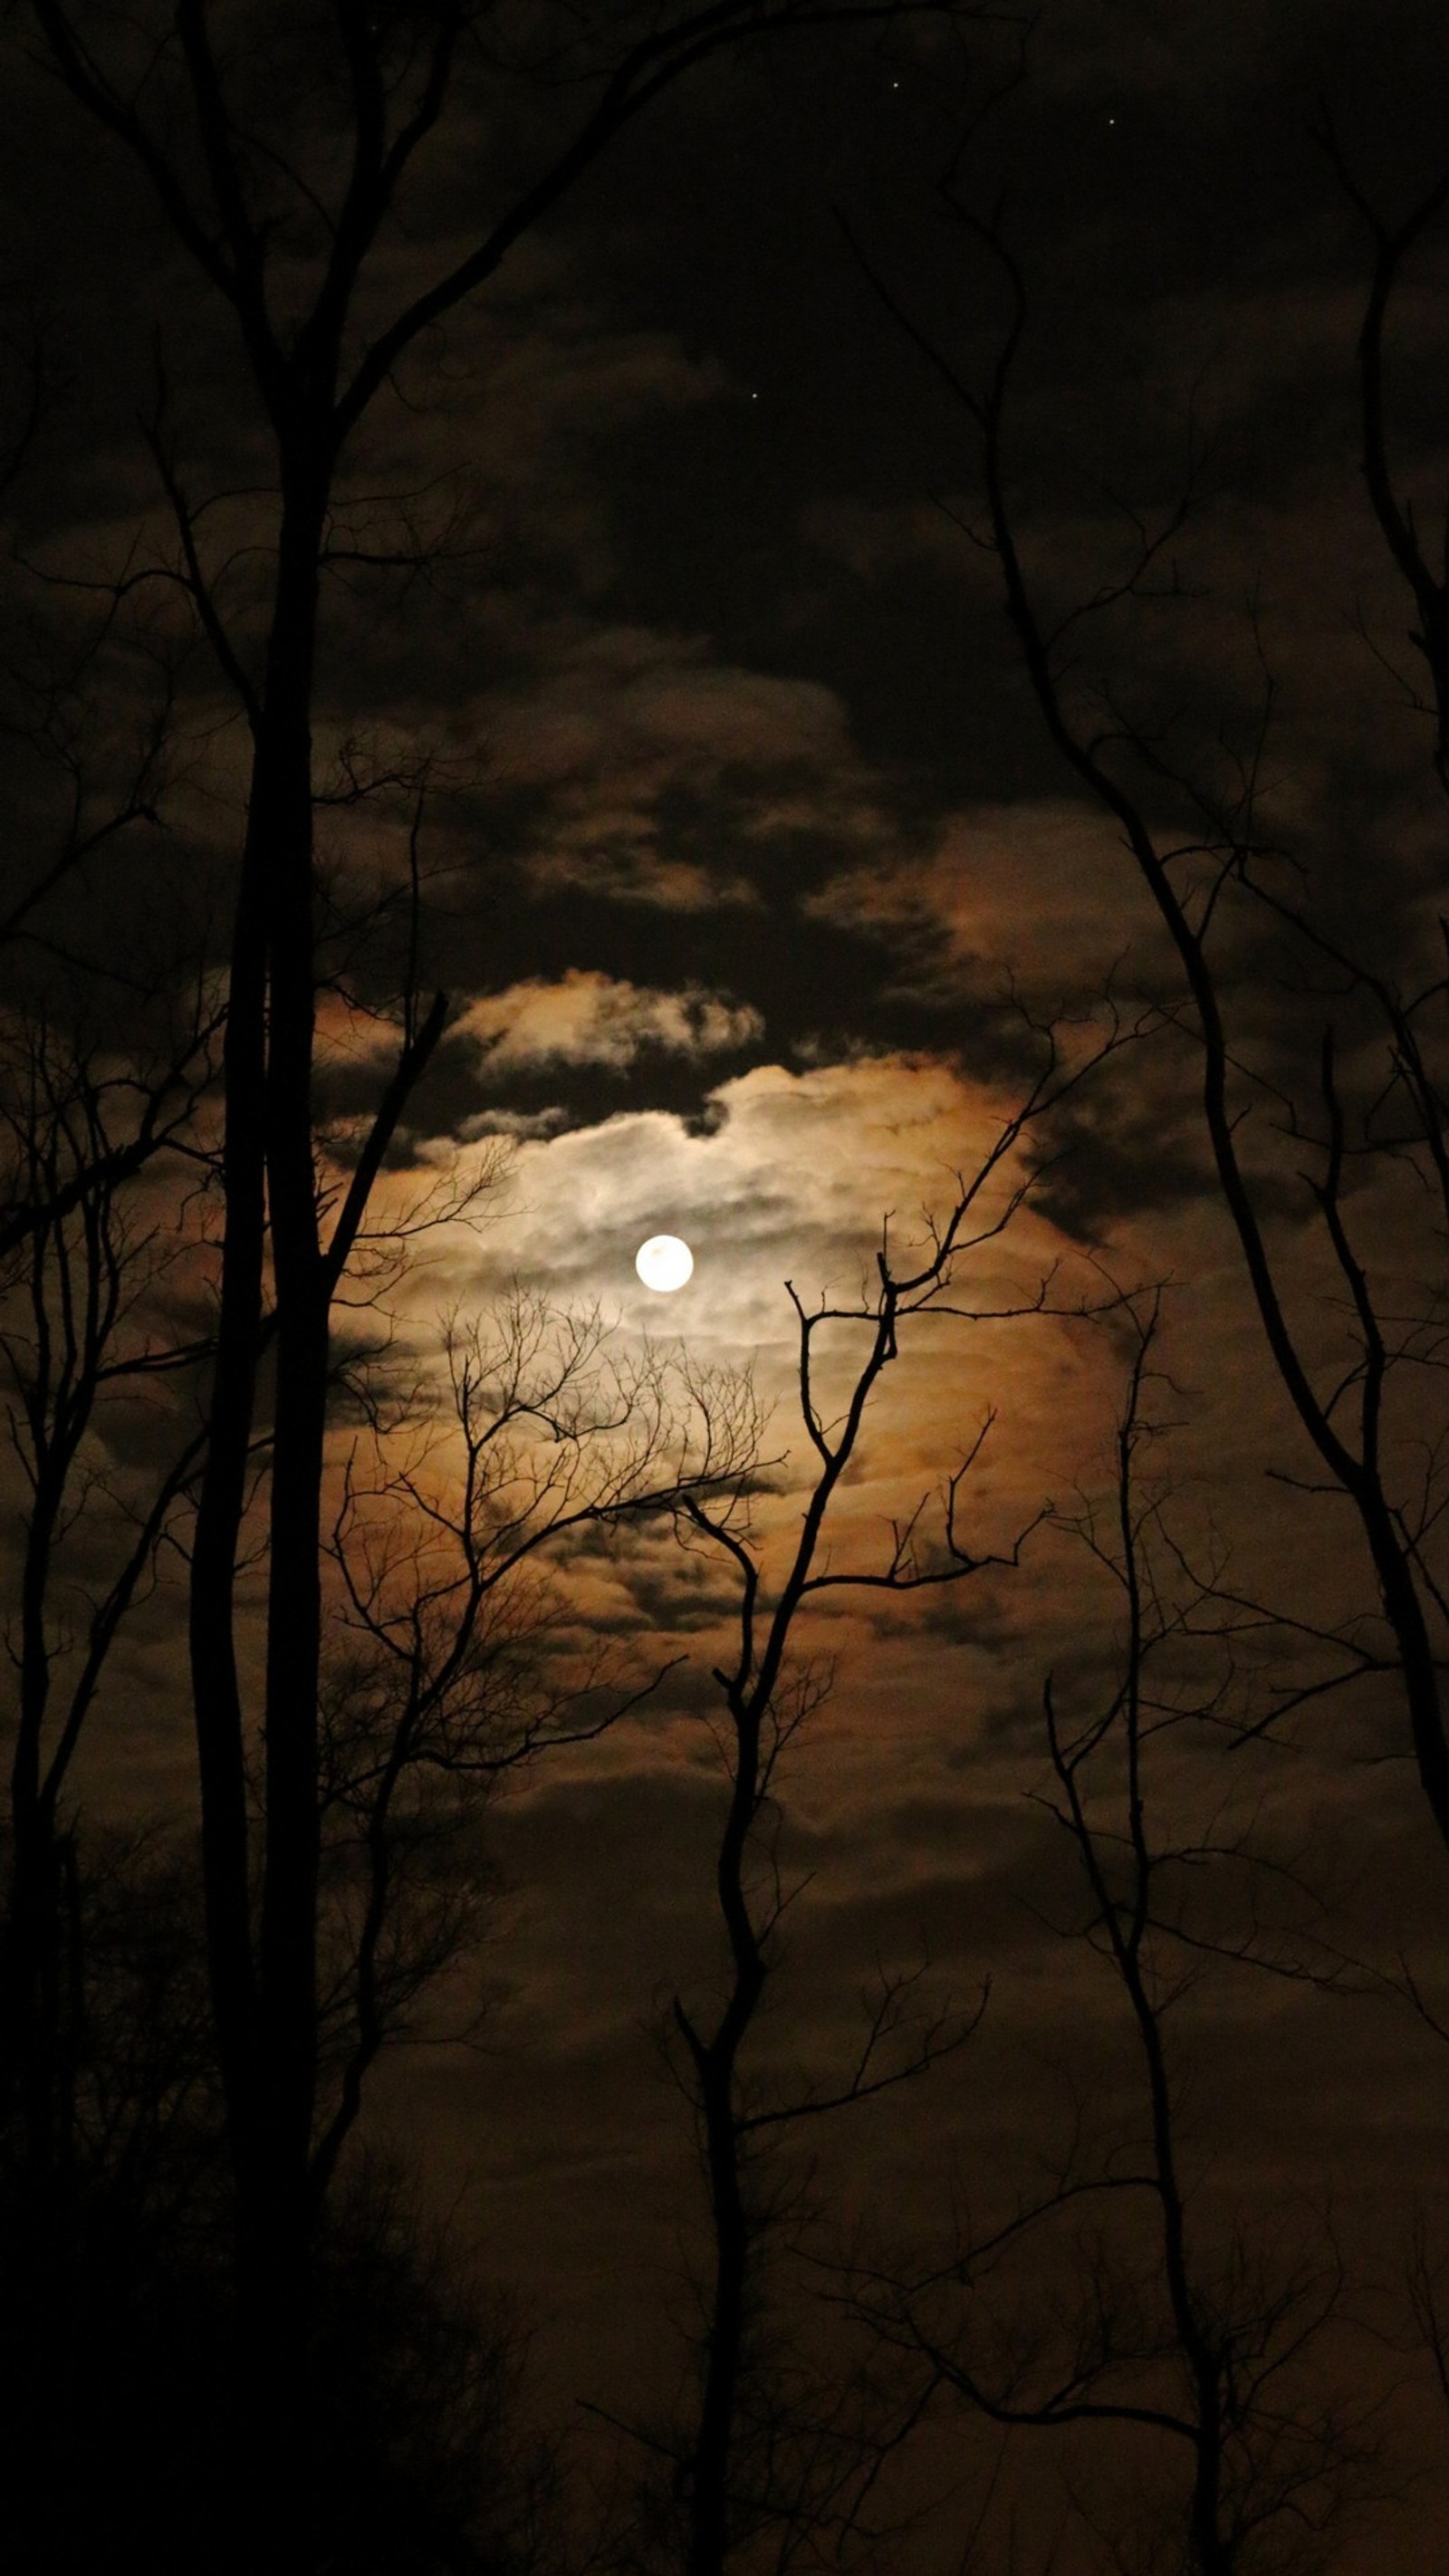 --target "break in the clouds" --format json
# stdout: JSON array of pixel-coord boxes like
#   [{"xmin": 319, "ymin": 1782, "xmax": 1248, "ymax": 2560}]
[{"xmin": 452, "ymin": 970, "xmax": 763, "ymax": 1080}]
